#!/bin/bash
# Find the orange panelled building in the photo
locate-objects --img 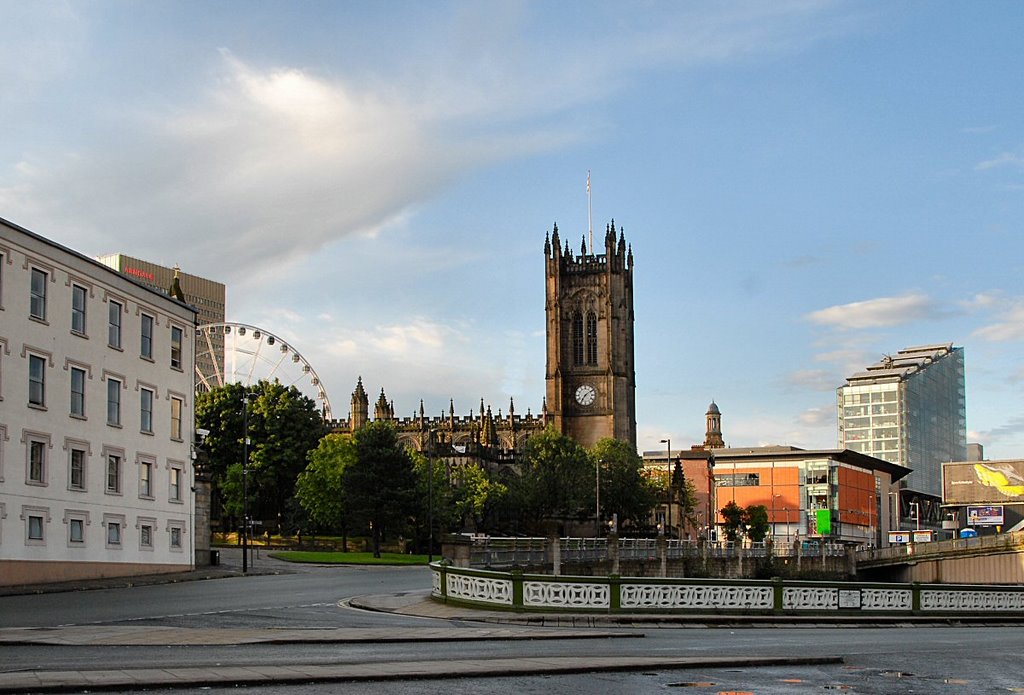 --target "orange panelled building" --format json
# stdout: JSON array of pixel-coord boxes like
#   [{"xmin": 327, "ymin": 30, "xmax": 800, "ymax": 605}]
[{"xmin": 712, "ymin": 446, "xmax": 910, "ymax": 546}]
